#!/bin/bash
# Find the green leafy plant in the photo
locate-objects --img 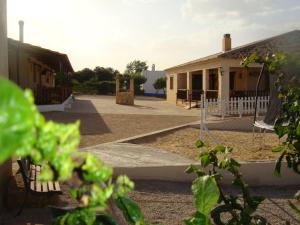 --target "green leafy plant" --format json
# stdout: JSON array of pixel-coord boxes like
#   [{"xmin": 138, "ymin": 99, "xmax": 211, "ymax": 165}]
[
  {"xmin": 271, "ymin": 69, "xmax": 300, "ymax": 220},
  {"xmin": 153, "ymin": 77, "xmax": 166, "ymax": 96},
  {"xmin": 185, "ymin": 140, "xmax": 268, "ymax": 225},
  {"xmin": 242, "ymin": 52, "xmax": 300, "ymax": 222},
  {"xmin": 0, "ymin": 77, "xmax": 149, "ymax": 225}
]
